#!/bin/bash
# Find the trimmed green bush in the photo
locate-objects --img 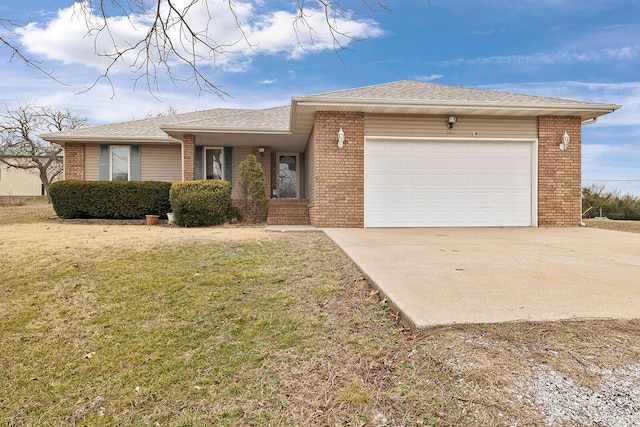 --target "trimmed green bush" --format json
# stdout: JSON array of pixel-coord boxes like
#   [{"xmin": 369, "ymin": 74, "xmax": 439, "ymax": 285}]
[
  {"xmin": 170, "ymin": 180, "xmax": 234, "ymax": 227},
  {"xmin": 49, "ymin": 180, "xmax": 172, "ymax": 219},
  {"xmin": 238, "ymin": 154, "xmax": 268, "ymax": 219}
]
